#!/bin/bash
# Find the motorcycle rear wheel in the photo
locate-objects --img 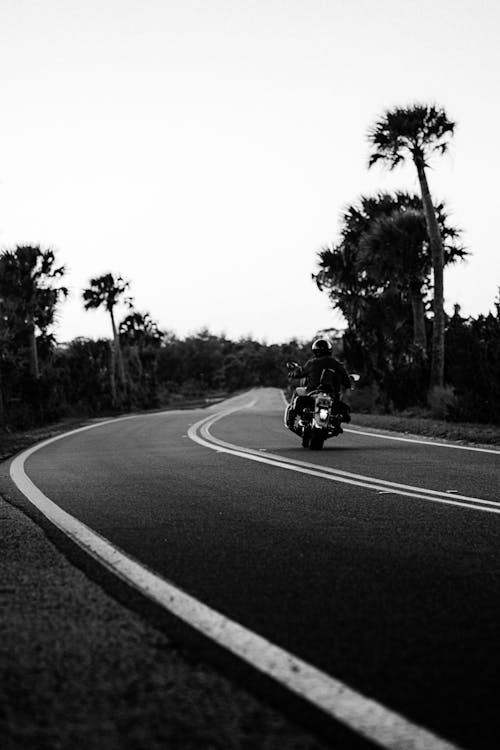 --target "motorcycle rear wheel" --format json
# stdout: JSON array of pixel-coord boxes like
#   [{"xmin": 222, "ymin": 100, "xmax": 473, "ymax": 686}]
[
  {"xmin": 301, "ymin": 426, "xmax": 311, "ymax": 448},
  {"xmin": 310, "ymin": 430, "xmax": 325, "ymax": 450}
]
